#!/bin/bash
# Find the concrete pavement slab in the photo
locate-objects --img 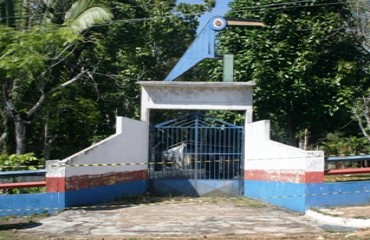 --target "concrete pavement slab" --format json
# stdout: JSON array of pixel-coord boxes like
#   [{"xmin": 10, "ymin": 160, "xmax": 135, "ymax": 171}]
[{"xmin": 19, "ymin": 198, "xmax": 326, "ymax": 239}]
